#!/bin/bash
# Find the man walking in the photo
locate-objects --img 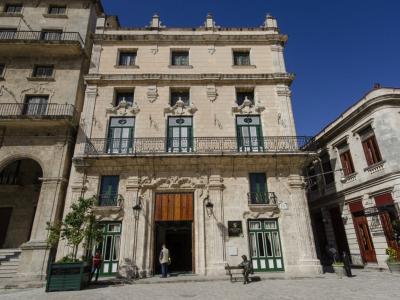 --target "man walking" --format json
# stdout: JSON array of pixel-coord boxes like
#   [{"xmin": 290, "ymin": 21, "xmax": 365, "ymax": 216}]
[{"xmin": 159, "ymin": 244, "xmax": 170, "ymax": 278}]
